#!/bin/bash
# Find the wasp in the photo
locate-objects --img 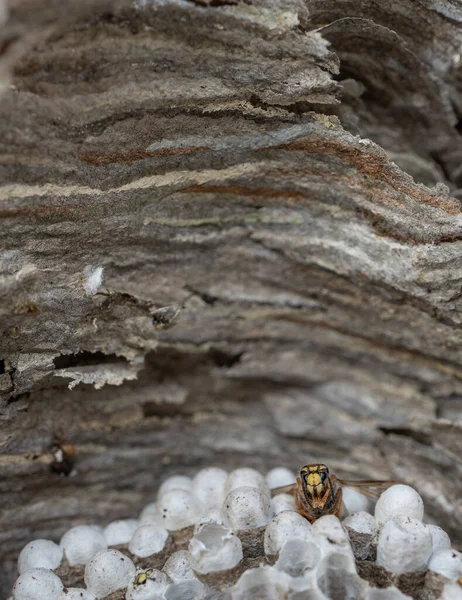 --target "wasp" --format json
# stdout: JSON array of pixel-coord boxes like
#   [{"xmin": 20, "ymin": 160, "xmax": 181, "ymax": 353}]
[
  {"xmin": 271, "ymin": 463, "xmax": 397, "ymax": 523},
  {"xmin": 134, "ymin": 569, "xmax": 154, "ymax": 588}
]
